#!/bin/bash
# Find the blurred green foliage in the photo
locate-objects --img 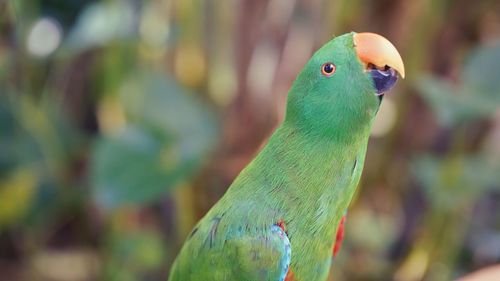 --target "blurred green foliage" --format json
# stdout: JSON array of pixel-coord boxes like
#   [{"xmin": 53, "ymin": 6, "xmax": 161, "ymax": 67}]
[
  {"xmin": 91, "ymin": 71, "xmax": 217, "ymax": 209},
  {"xmin": 417, "ymin": 43, "xmax": 500, "ymax": 126},
  {"xmin": 0, "ymin": 0, "xmax": 499, "ymax": 281}
]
